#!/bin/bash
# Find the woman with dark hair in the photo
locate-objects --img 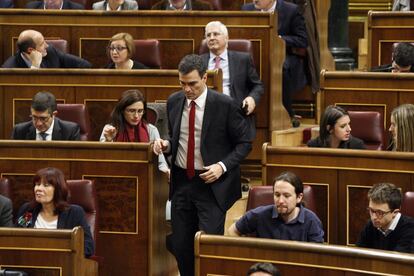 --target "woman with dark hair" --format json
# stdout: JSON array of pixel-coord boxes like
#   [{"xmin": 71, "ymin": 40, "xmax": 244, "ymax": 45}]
[
  {"xmin": 388, "ymin": 104, "xmax": 414, "ymax": 152},
  {"xmin": 307, "ymin": 105, "xmax": 366, "ymax": 149},
  {"xmin": 16, "ymin": 167, "xmax": 94, "ymax": 257},
  {"xmin": 105, "ymin": 32, "xmax": 147, "ymax": 69},
  {"xmin": 100, "ymin": 89, "xmax": 169, "ymax": 174}
]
